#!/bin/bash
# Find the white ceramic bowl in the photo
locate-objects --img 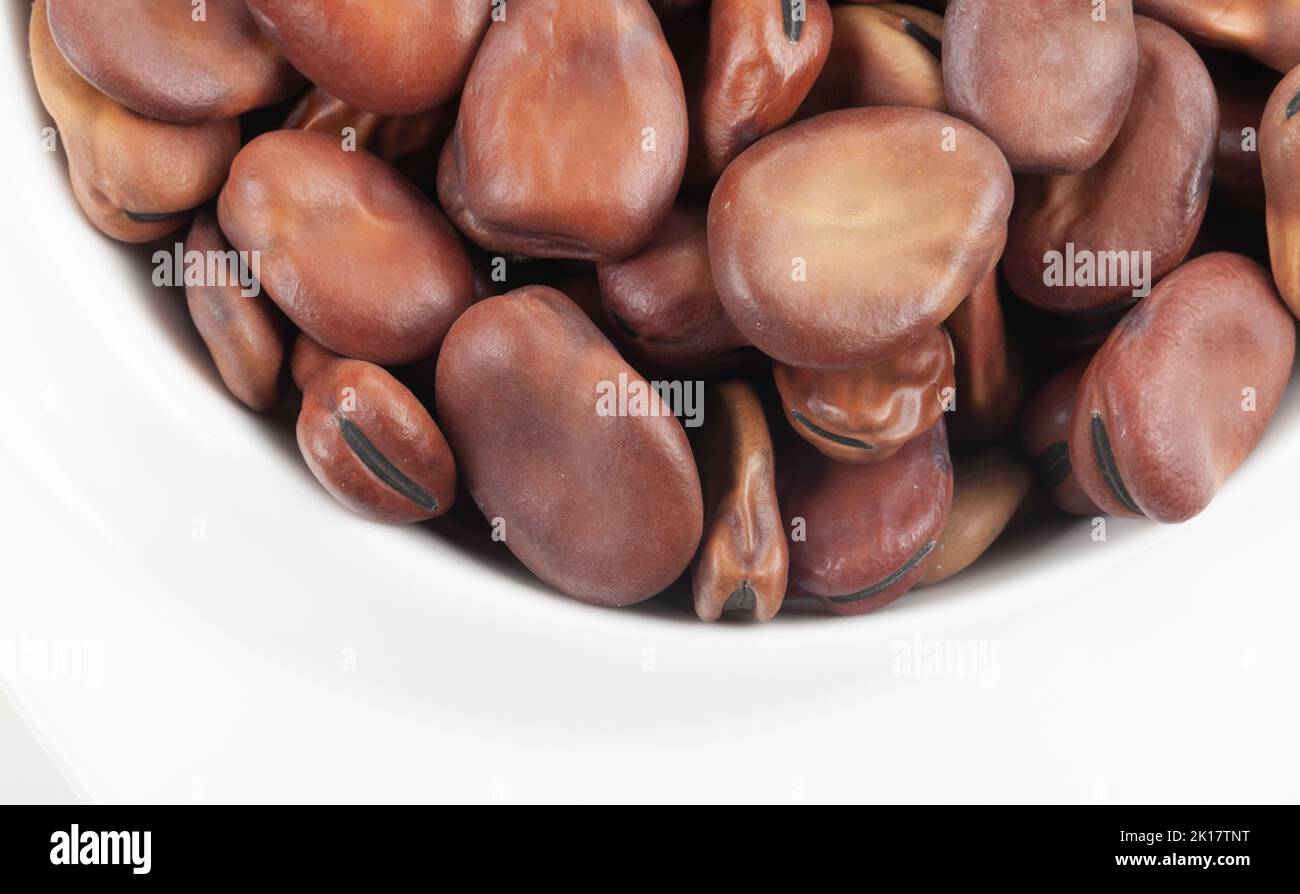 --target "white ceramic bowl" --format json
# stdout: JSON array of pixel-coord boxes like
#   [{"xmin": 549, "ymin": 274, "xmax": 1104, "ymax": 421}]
[{"xmin": 2, "ymin": 3, "xmax": 1298, "ymax": 803}]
